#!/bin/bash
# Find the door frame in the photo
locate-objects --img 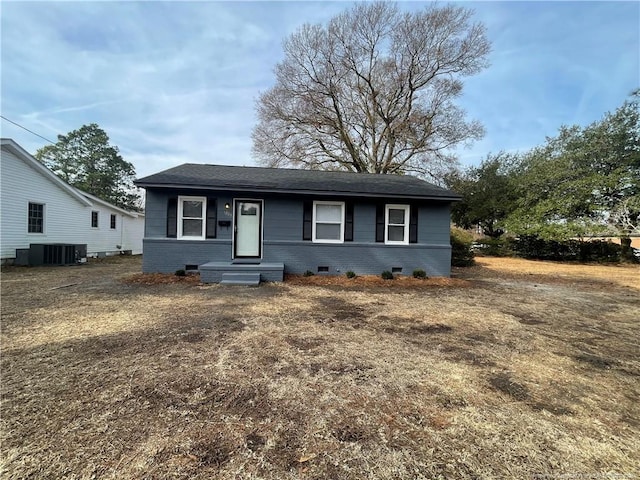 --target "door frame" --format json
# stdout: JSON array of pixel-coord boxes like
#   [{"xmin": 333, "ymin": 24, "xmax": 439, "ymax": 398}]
[{"xmin": 232, "ymin": 198, "xmax": 264, "ymax": 259}]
